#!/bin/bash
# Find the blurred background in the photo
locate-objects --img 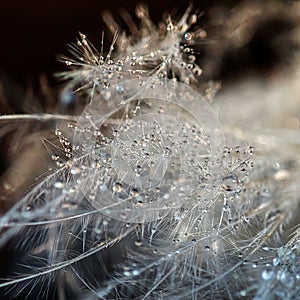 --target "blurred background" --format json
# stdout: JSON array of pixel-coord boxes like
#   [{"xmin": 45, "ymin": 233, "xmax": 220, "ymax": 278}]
[{"xmin": 0, "ymin": 0, "xmax": 298, "ymax": 87}]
